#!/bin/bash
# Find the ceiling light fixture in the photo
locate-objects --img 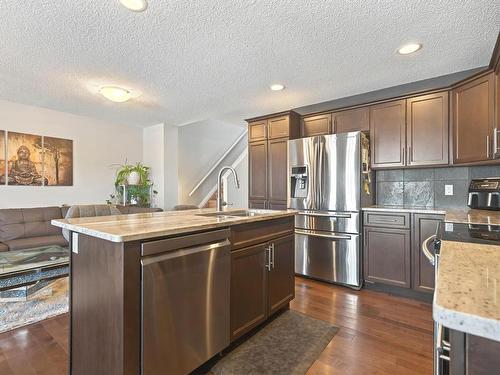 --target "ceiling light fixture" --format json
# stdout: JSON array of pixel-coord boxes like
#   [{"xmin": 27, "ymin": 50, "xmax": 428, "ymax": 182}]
[
  {"xmin": 270, "ymin": 84, "xmax": 285, "ymax": 91},
  {"xmin": 397, "ymin": 43, "xmax": 422, "ymax": 55},
  {"xmin": 119, "ymin": 0, "xmax": 148, "ymax": 12},
  {"xmin": 99, "ymin": 85, "xmax": 133, "ymax": 103}
]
